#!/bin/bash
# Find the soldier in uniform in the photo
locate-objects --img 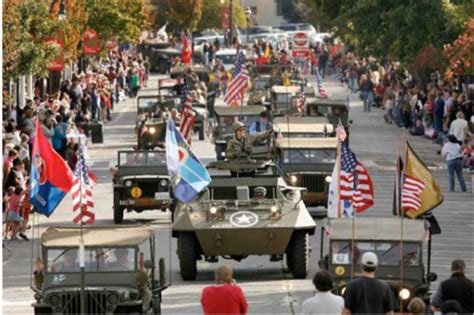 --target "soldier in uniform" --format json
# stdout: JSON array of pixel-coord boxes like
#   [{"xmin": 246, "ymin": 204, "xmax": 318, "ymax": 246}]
[{"xmin": 225, "ymin": 121, "xmax": 273, "ymax": 161}]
